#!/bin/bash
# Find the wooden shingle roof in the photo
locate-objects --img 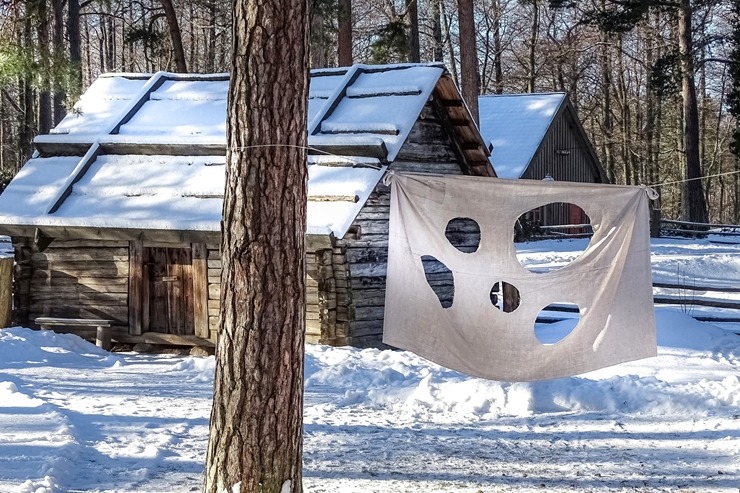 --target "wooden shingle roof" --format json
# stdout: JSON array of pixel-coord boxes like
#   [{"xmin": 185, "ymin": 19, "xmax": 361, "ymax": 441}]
[{"xmin": 0, "ymin": 64, "xmax": 492, "ymax": 243}]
